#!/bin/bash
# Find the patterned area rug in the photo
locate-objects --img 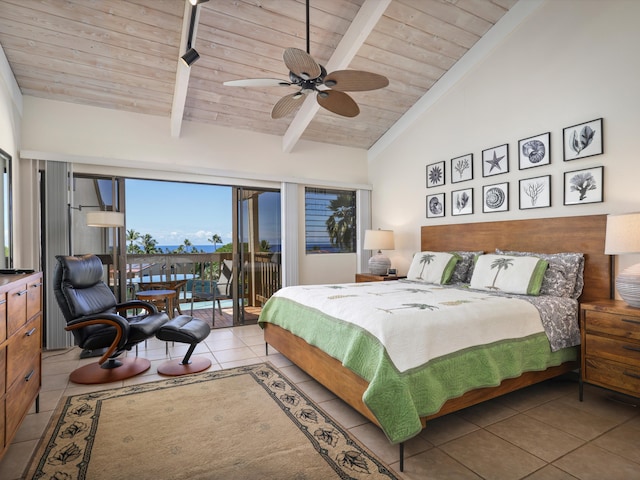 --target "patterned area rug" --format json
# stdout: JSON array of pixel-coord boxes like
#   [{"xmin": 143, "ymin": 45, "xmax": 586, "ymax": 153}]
[{"xmin": 25, "ymin": 363, "xmax": 398, "ymax": 479}]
